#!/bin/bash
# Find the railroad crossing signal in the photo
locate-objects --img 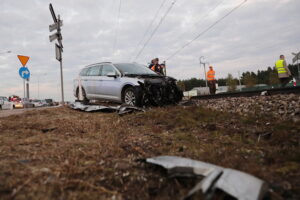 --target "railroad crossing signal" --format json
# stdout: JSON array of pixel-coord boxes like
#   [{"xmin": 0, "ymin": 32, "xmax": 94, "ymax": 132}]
[
  {"xmin": 49, "ymin": 3, "xmax": 64, "ymax": 104},
  {"xmin": 292, "ymin": 51, "xmax": 300, "ymax": 80},
  {"xmin": 49, "ymin": 3, "xmax": 63, "ymax": 50},
  {"xmin": 49, "ymin": 20, "xmax": 63, "ymax": 32},
  {"xmin": 292, "ymin": 52, "xmax": 300, "ymax": 63}
]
